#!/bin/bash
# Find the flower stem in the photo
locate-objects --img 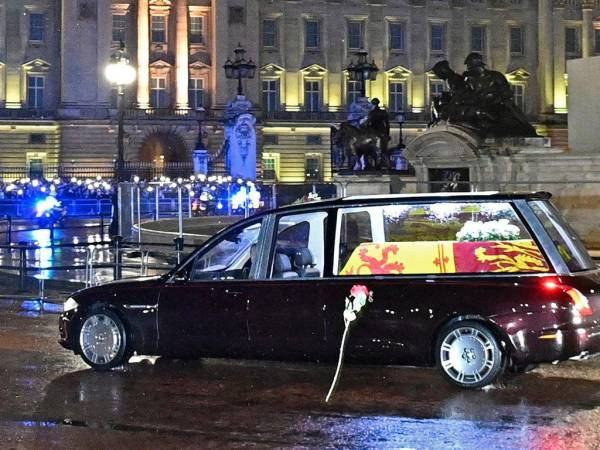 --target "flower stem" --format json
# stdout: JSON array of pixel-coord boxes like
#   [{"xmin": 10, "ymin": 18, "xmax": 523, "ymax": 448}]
[{"xmin": 325, "ymin": 322, "xmax": 350, "ymax": 403}]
